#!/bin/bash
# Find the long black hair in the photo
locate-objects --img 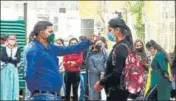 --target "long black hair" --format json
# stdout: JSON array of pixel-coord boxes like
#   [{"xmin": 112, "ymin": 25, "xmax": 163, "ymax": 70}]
[
  {"xmin": 29, "ymin": 21, "xmax": 53, "ymax": 40},
  {"xmin": 134, "ymin": 39, "xmax": 146, "ymax": 59},
  {"xmin": 108, "ymin": 18, "xmax": 133, "ymax": 49},
  {"xmin": 68, "ymin": 37, "xmax": 79, "ymax": 46},
  {"xmin": 146, "ymin": 40, "xmax": 172, "ymax": 65}
]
